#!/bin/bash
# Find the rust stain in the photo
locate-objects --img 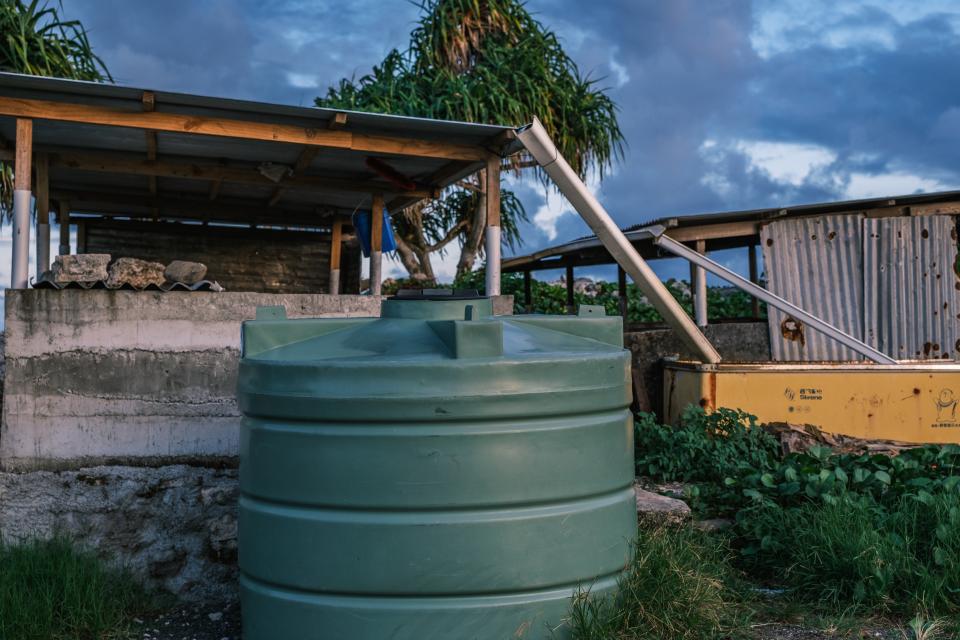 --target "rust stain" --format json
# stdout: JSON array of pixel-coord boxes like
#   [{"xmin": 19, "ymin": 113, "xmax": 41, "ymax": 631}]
[
  {"xmin": 921, "ymin": 228, "xmax": 930, "ymax": 239},
  {"xmin": 924, "ymin": 341, "xmax": 933, "ymax": 357},
  {"xmin": 780, "ymin": 317, "xmax": 806, "ymax": 346}
]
